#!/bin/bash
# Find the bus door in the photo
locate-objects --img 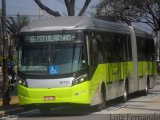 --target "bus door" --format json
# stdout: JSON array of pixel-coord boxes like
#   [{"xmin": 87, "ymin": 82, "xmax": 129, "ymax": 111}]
[
  {"xmin": 137, "ymin": 38, "xmax": 144, "ymax": 79},
  {"xmin": 120, "ymin": 36, "xmax": 128, "ymax": 81},
  {"xmin": 148, "ymin": 39, "xmax": 156, "ymax": 88},
  {"xmin": 110, "ymin": 36, "xmax": 121, "ymax": 82}
]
